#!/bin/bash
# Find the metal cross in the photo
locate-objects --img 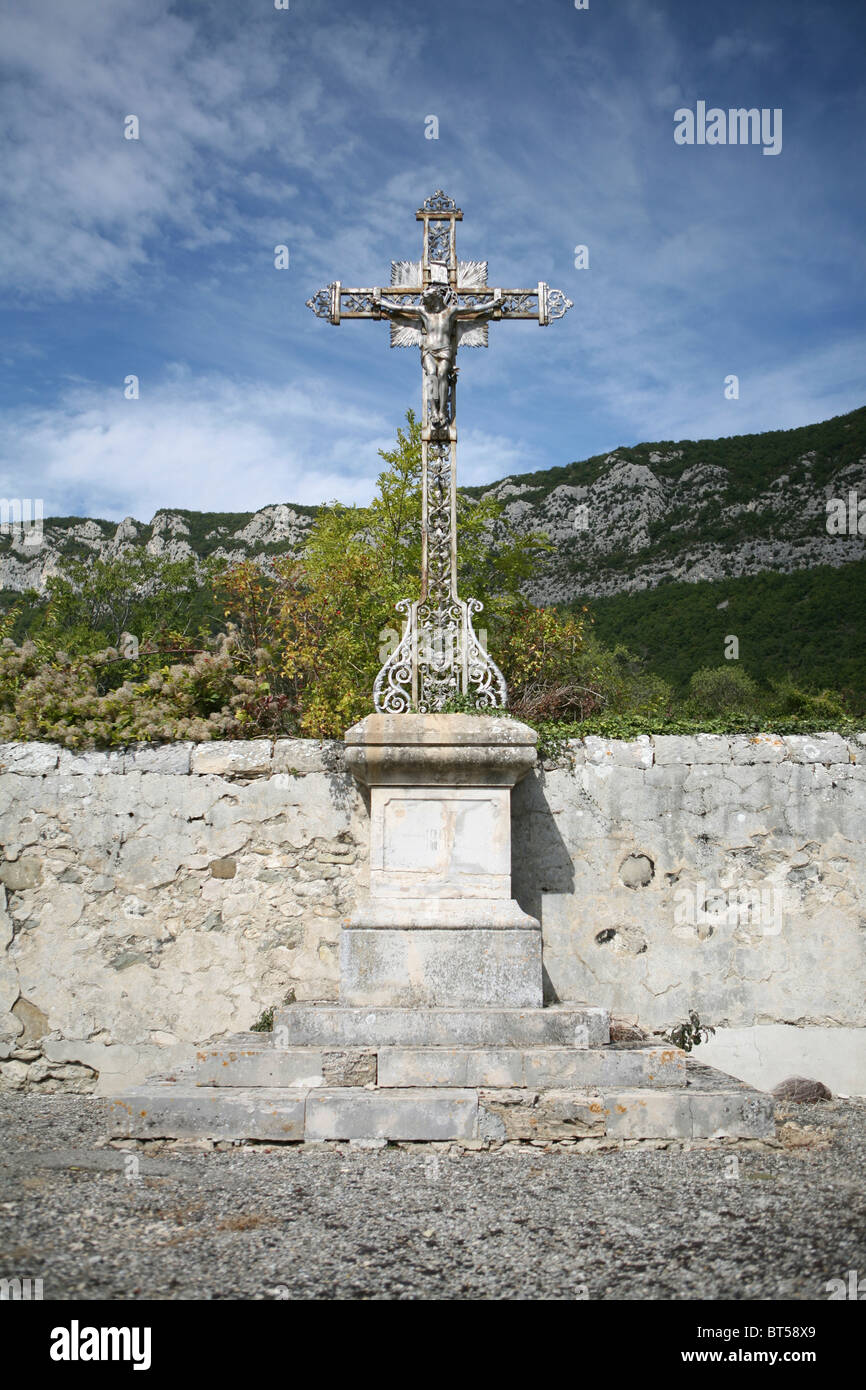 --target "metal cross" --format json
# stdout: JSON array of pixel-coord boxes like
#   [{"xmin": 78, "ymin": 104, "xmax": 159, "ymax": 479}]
[{"xmin": 306, "ymin": 190, "xmax": 572, "ymax": 713}]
